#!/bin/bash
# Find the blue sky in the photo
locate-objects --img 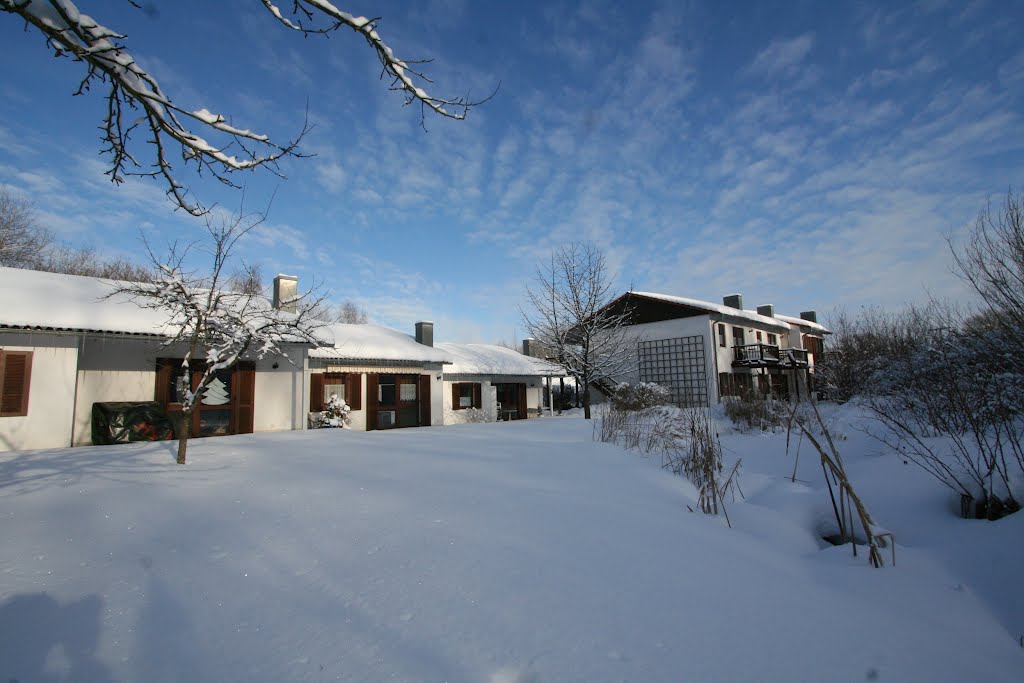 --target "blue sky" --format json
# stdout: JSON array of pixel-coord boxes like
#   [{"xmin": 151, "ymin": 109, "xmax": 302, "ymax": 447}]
[{"xmin": 1, "ymin": 0, "xmax": 1022, "ymax": 343}]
